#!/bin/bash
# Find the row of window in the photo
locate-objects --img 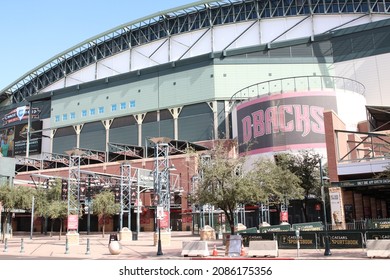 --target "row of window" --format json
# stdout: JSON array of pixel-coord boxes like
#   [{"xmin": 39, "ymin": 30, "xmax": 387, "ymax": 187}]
[{"xmin": 54, "ymin": 100, "xmax": 136, "ymax": 122}]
